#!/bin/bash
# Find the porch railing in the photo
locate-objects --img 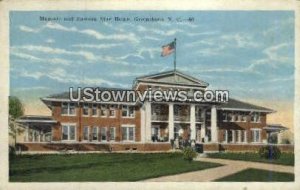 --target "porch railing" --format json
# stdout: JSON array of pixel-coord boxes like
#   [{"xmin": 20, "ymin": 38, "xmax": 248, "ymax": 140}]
[
  {"xmin": 196, "ymin": 116, "xmax": 204, "ymax": 122},
  {"xmin": 151, "ymin": 114, "xmax": 168, "ymax": 121},
  {"xmin": 174, "ymin": 115, "xmax": 190, "ymax": 122}
]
